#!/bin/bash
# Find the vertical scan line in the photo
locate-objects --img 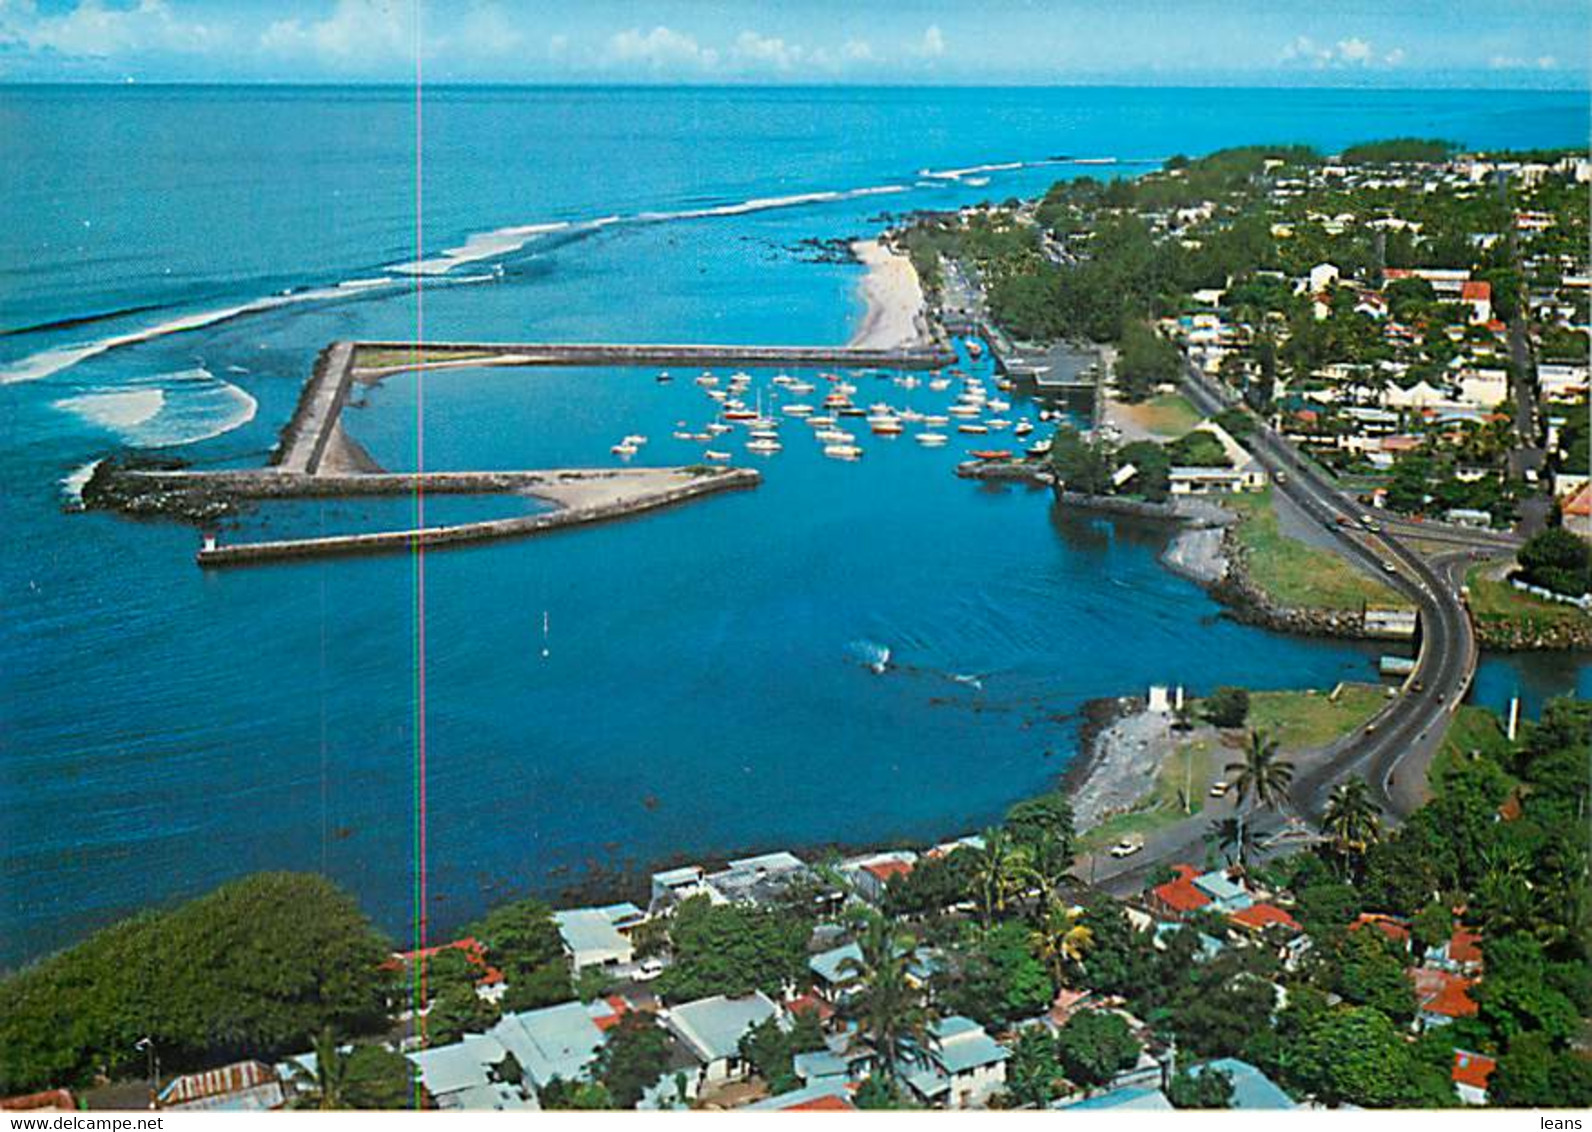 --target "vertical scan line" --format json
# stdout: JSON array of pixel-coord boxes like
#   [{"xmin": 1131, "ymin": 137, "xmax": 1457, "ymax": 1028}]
[{"xmin": 410, "ymin": 0, "xmax": 429, "ymax": 1107}]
